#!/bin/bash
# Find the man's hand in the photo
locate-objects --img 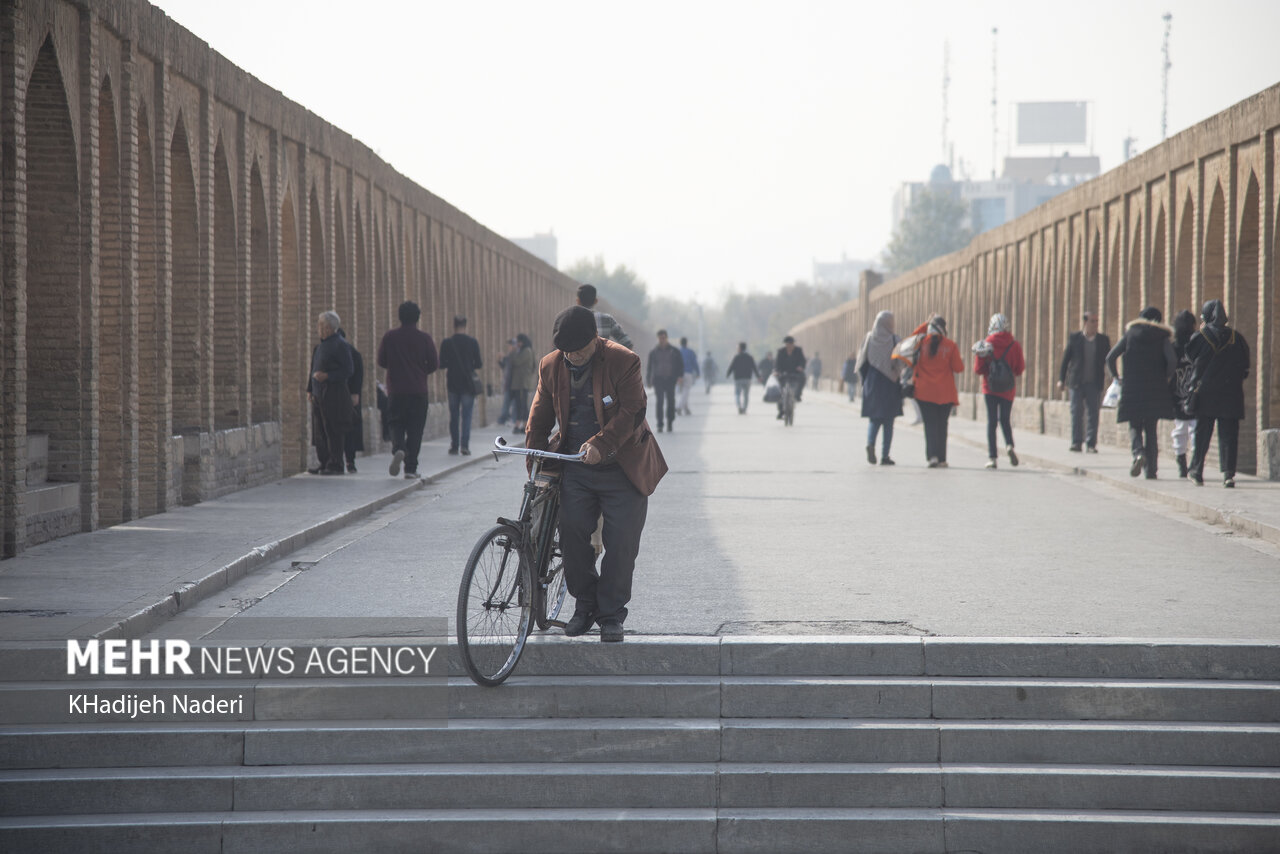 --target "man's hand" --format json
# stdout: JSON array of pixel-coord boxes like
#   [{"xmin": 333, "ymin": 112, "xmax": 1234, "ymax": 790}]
[
  {"xmin": 1057, "ymin": 380, "xmax": 1065, "ymax": 390},
  {"xmin": 312, "ymin": 370, "xmax": 328, "ymax": 383},
  {"xmin": 351, "ymin": 394, "xmax": 359, "ymax": 406},
  {"xmin": 581, "ymin": 443, "xmax": 603, "ymax": 465}
]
